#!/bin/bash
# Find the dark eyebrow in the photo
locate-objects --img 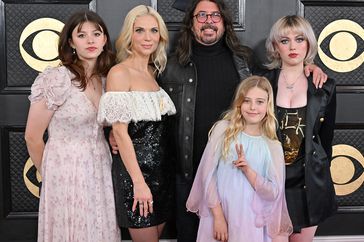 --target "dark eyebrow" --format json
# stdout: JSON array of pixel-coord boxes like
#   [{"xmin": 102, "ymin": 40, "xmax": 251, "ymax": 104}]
[{"xmin": 77, "ymin": 28, "xmax": 102, "ymax": 33}]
